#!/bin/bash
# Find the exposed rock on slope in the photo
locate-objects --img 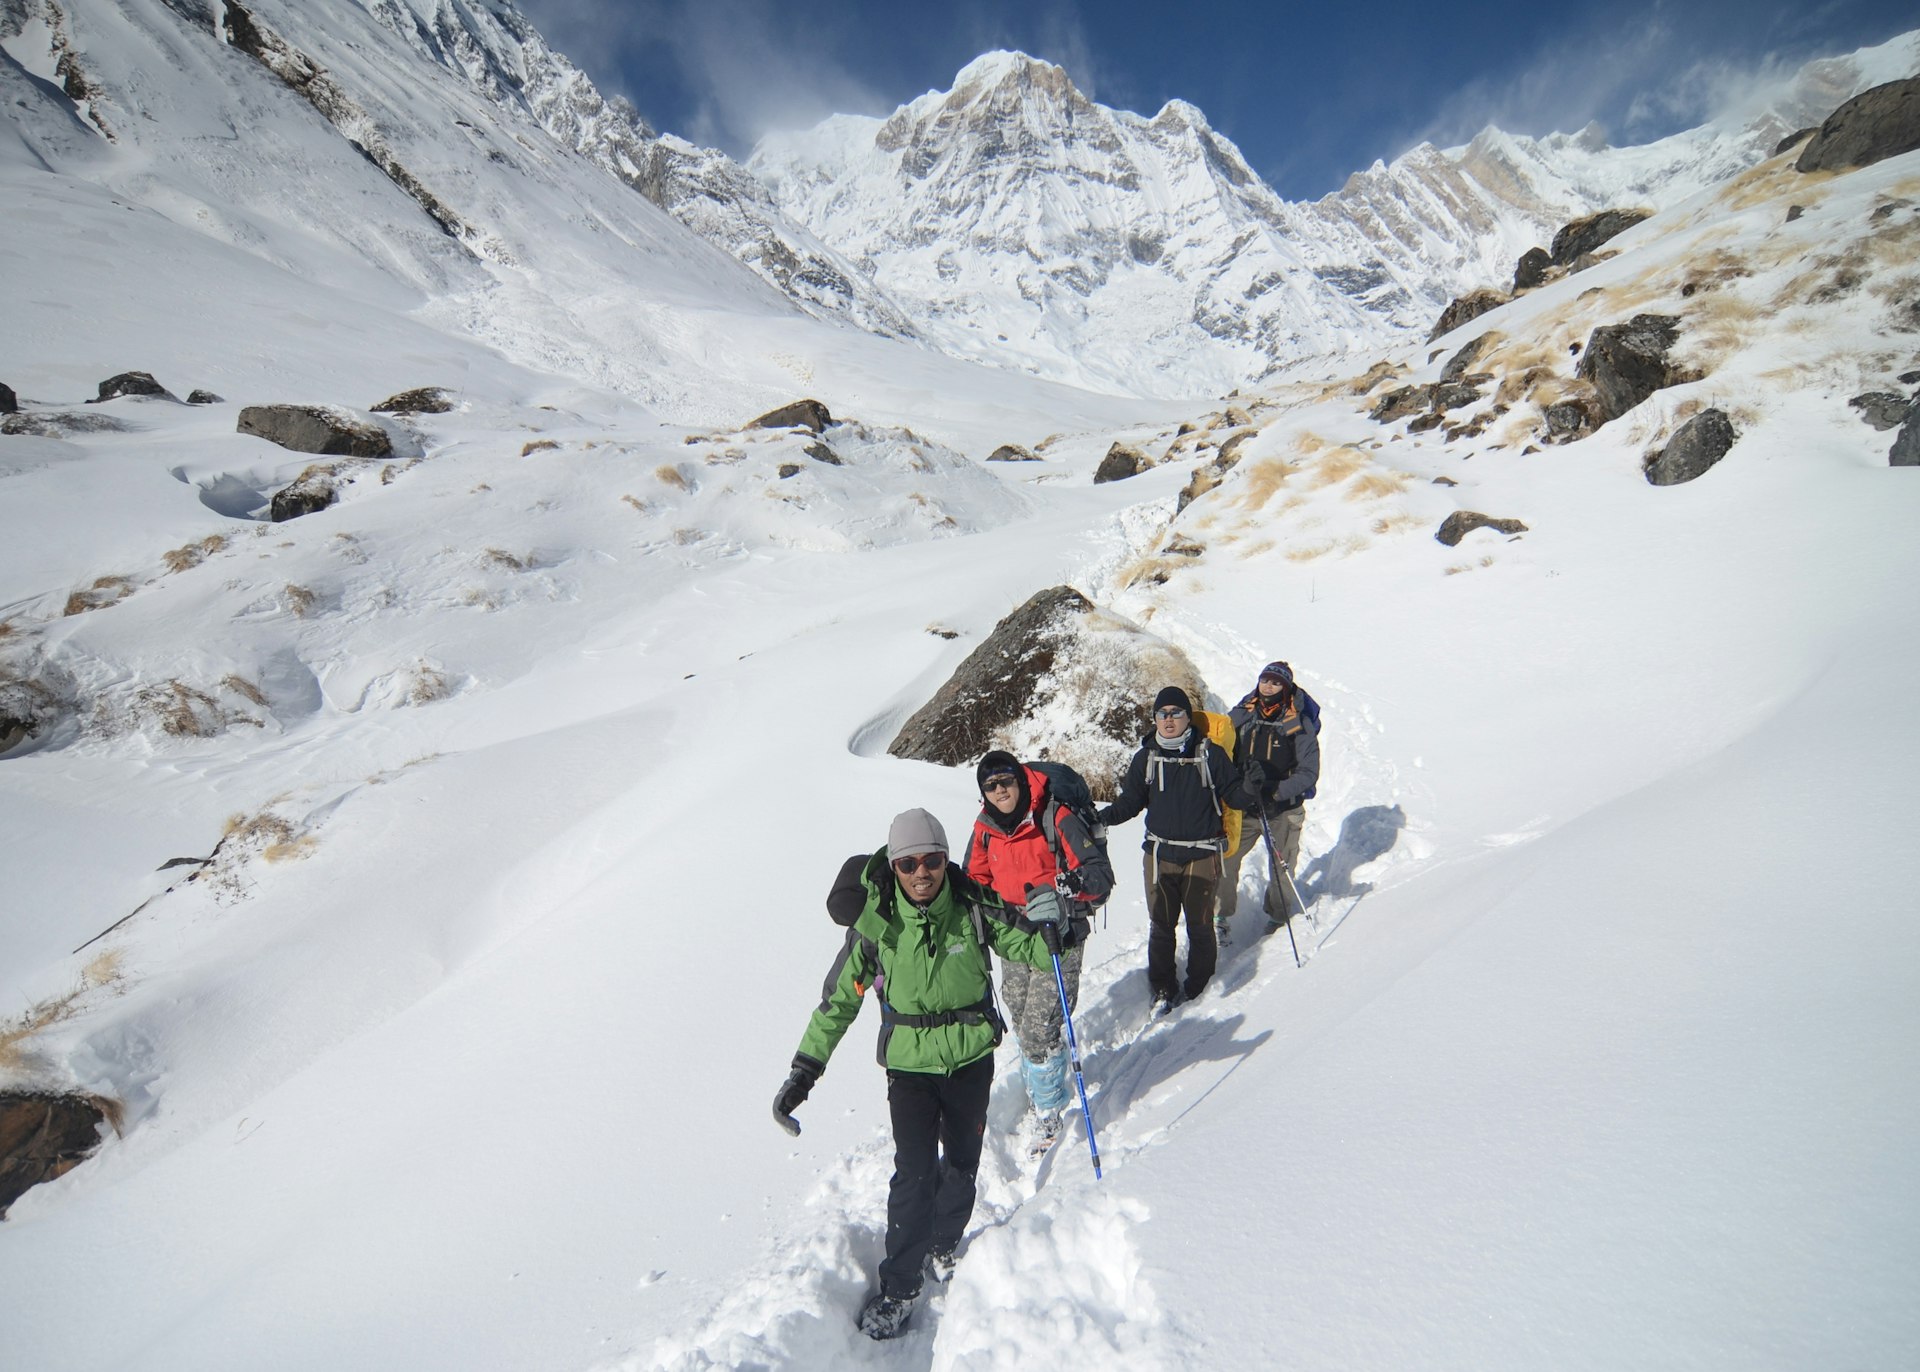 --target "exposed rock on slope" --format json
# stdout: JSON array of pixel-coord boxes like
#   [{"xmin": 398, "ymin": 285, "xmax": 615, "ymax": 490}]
[
  {"xmin": 1646, "ymin": 409, "xmax": 1738, "ymax": 485},
  {"xmin": 889, "ymin": 586, "xmax": 1204, "ymax": 794},
  {"xmin": 1796, "ymin": 75, "xmax": 1920, "ymax": 172}
]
